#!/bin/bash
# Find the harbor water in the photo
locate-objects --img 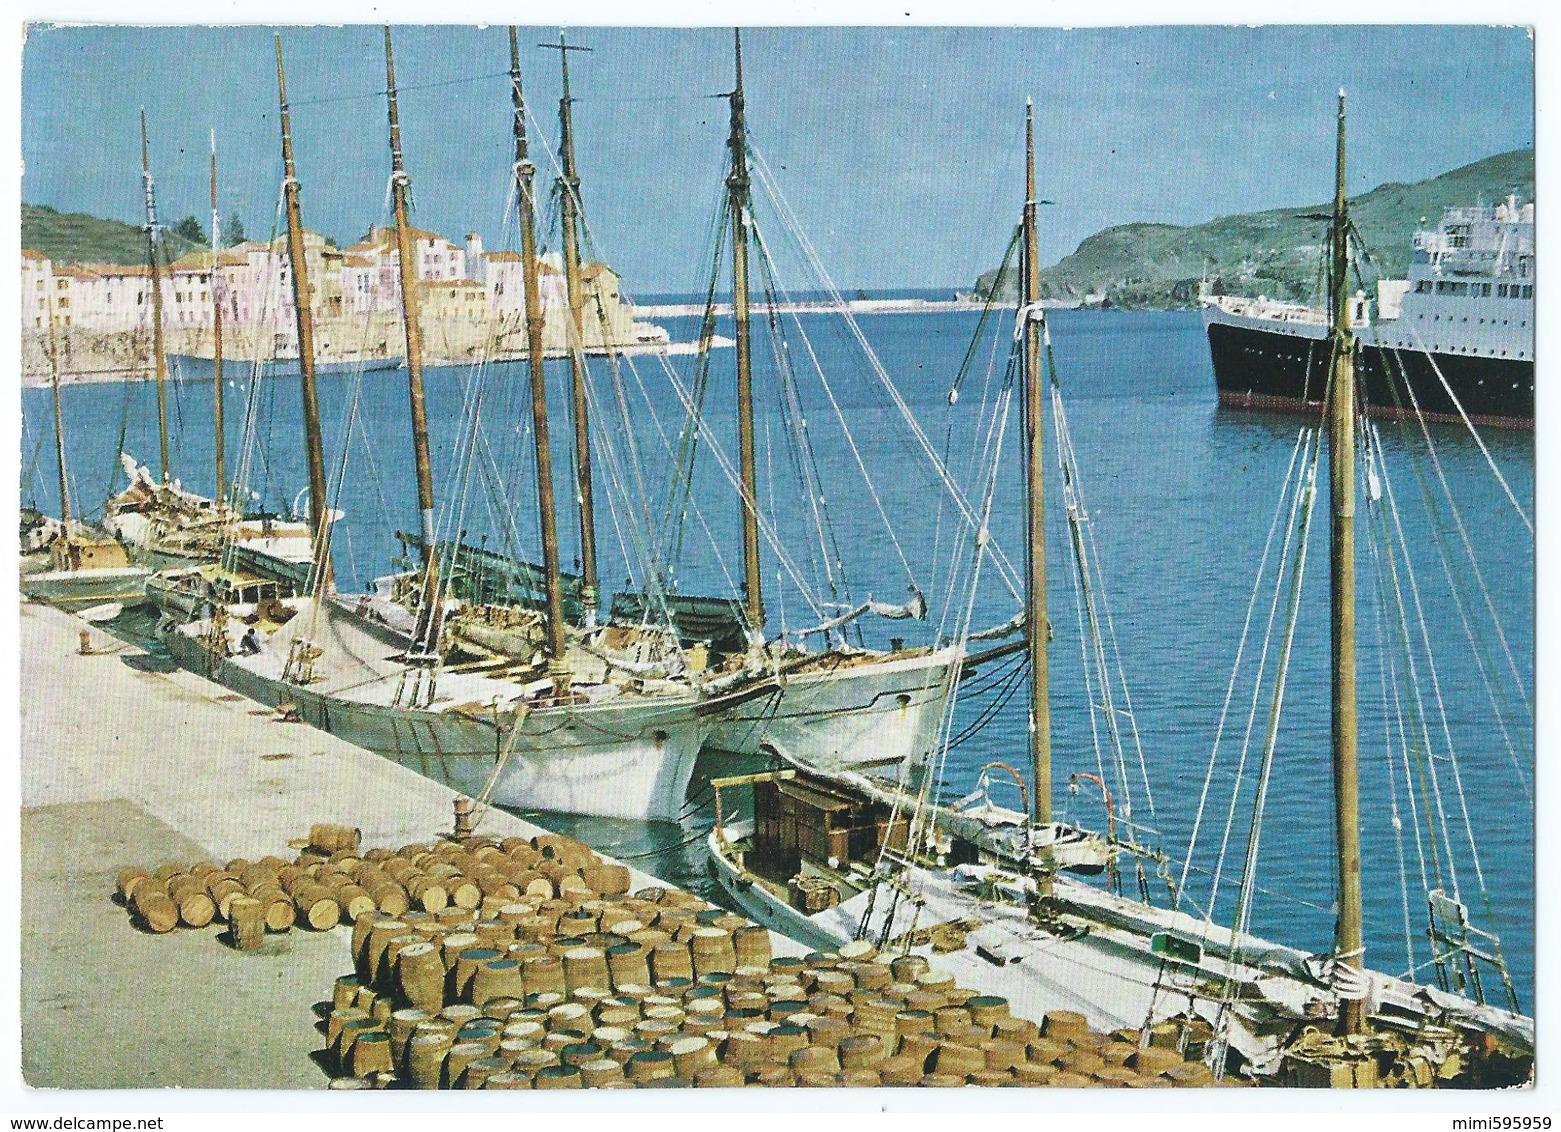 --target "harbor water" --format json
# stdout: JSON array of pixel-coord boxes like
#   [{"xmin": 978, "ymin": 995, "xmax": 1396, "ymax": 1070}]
[{"xmin": 22, "ymin": 306, "xmax": 1534, "ymax": 1009}]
